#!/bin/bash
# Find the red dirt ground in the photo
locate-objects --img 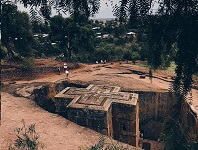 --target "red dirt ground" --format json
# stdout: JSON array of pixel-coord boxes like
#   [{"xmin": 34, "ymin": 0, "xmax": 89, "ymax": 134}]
[{"xmin": 1, "ymin": 58, "xmax": 197, "ymax": 150}]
